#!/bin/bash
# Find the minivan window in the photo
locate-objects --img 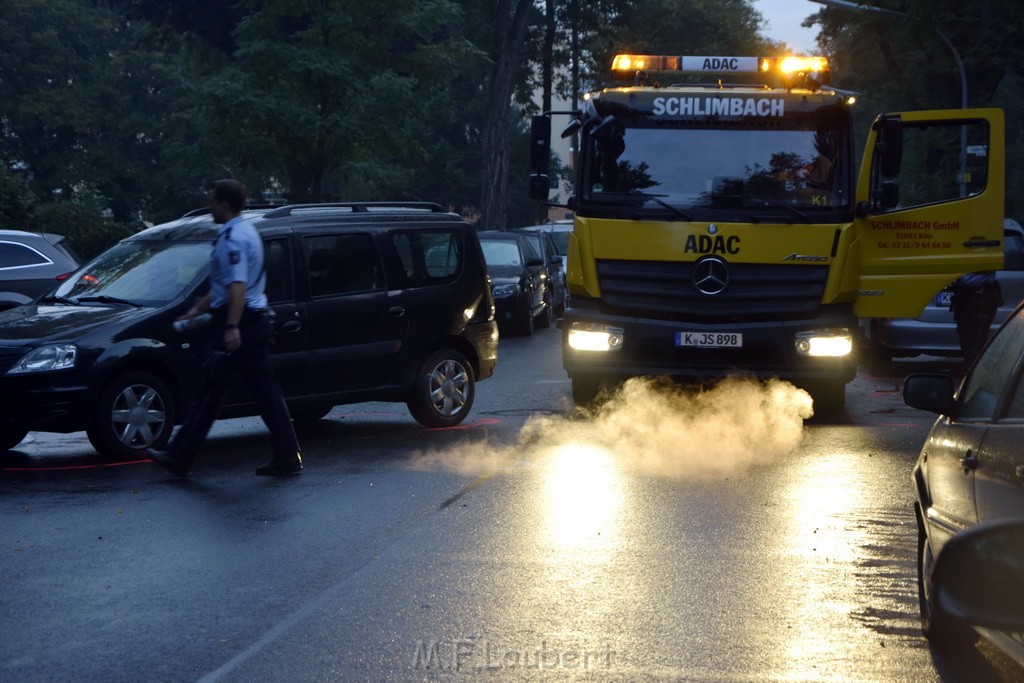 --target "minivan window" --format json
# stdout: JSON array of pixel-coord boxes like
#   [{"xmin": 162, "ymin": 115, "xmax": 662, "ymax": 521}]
[
  {"xmin": 264, "ymin": 238, "xmax": 292, "ymax": 304},
  {"xmin": 54, "ymin": 241, "xmax": 211, "ymax": 305},
  {"xmin": 392, "ymin": 230, "xmax": 463, "ymax": 285},
  {"xmin": 303, "ymin": 233, "xmax": 383, "ymax": 297}
]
